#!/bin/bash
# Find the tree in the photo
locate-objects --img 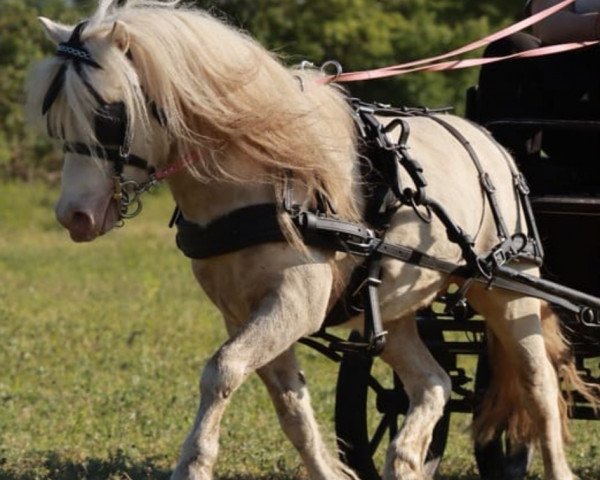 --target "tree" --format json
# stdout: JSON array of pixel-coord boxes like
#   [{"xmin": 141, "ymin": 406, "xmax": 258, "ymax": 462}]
[
  {"xmin": 0, "ymin": 0, "xmax": 84, "ymax": 179},
  {"xmin": 1, "ymin": 0, "xmax": 527, "ymax": 180},
  {"xmin": 194, "ymin": 0, "xmax": 526, "ymax": 109}
]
